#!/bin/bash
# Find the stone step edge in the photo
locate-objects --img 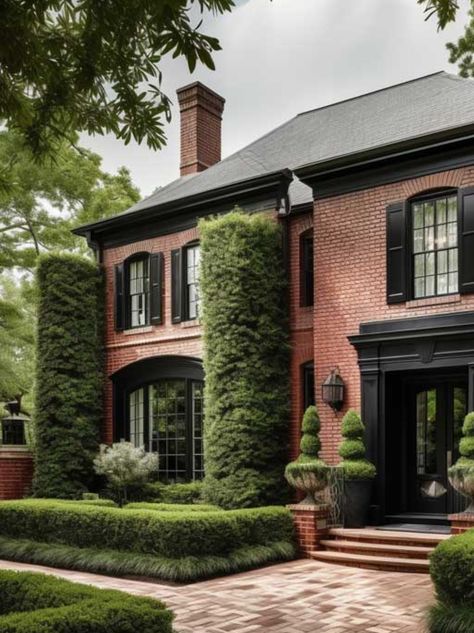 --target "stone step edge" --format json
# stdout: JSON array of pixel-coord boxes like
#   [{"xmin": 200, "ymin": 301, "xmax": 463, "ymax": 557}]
[
  {"xmin": 320, "ymin": 539, "xmax": 433, "ymax": 558},
  {"xmin": 328, "ymin": 527, "xmax": 449, "ymax": 546},
  {"xmin": 310, "ymin": 550, "xmax": 430, "ymax": 573}
]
